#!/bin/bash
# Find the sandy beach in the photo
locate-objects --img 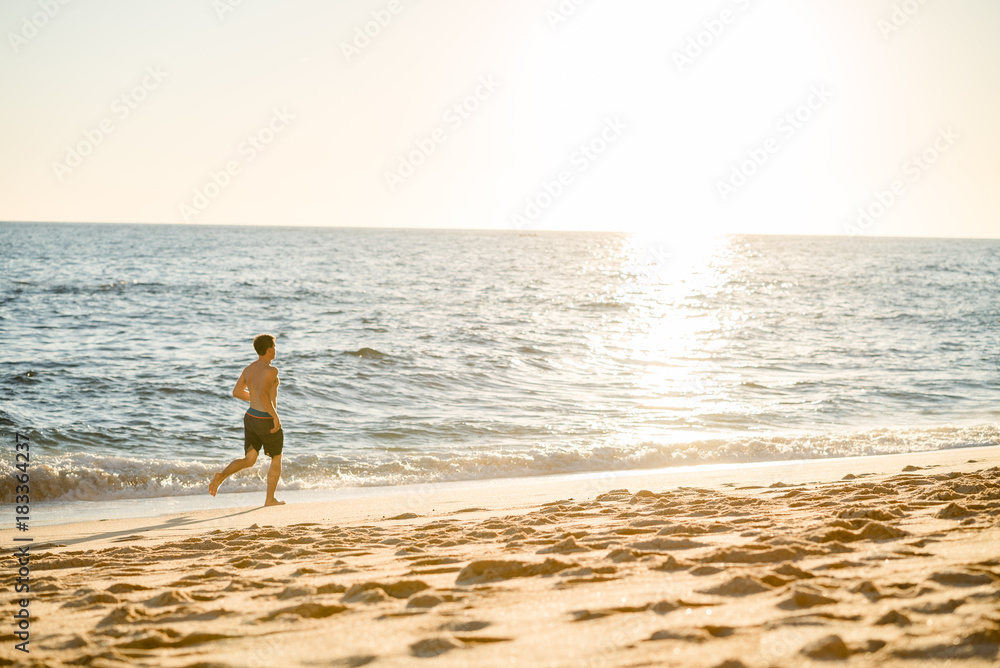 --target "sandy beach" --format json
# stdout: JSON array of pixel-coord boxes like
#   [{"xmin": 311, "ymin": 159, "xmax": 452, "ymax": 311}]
[
  {"xmin": 6, "ymin": 0, "xmax": 1000, "ymax": 665},
  {"xmin": 4, "ymin": 445, "xmax": 1000, "ymax": 668}
]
